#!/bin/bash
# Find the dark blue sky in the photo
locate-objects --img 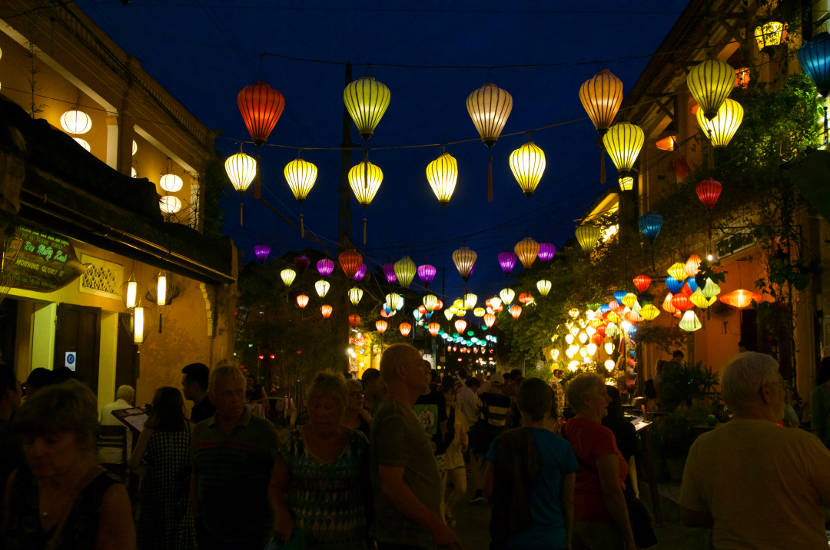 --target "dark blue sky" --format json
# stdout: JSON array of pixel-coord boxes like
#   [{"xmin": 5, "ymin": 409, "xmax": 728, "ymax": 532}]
[{"xmin": 78, "ymin": 0, "xmax": 688, "ymax": 299}]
